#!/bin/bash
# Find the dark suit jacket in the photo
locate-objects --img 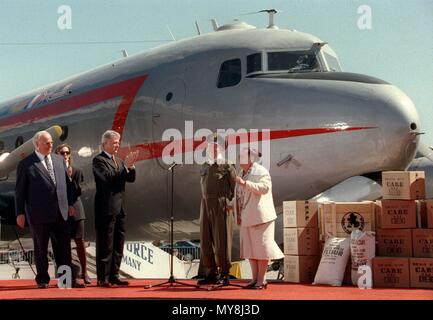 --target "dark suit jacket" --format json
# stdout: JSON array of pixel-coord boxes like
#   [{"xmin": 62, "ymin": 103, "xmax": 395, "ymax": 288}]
[
  {"xmin": 70, "ymin": 167, "xmax": 83, "ymax": 203},
  {"xmin": 15, "ymin": 152, "xmax": 74, "ymax": 225},
  {"xmin": 92, "ymin": 152, "xmax": 136, "ymax": 223},
  {"xmin": 70, "ymin": 166, "xmax": 86, "ymax": 221}
]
